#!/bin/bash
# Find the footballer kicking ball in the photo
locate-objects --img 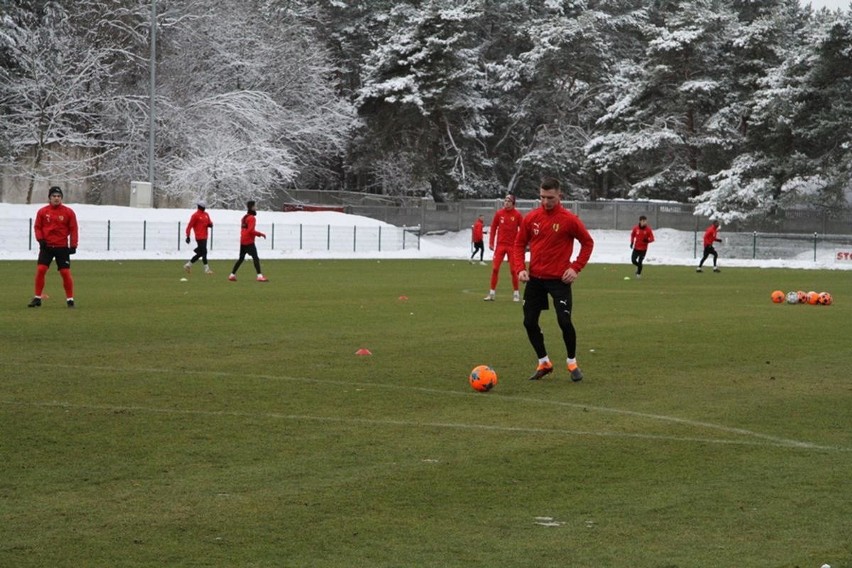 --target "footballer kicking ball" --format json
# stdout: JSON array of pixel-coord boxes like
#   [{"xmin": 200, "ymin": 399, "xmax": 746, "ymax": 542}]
[
  {"xmin": 469, "ymin": 365, "xmax": 498, "ymax": 392},
  {"xmin": 771, "ymin": 290, "xmax": 785, "ymax": 303}
]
